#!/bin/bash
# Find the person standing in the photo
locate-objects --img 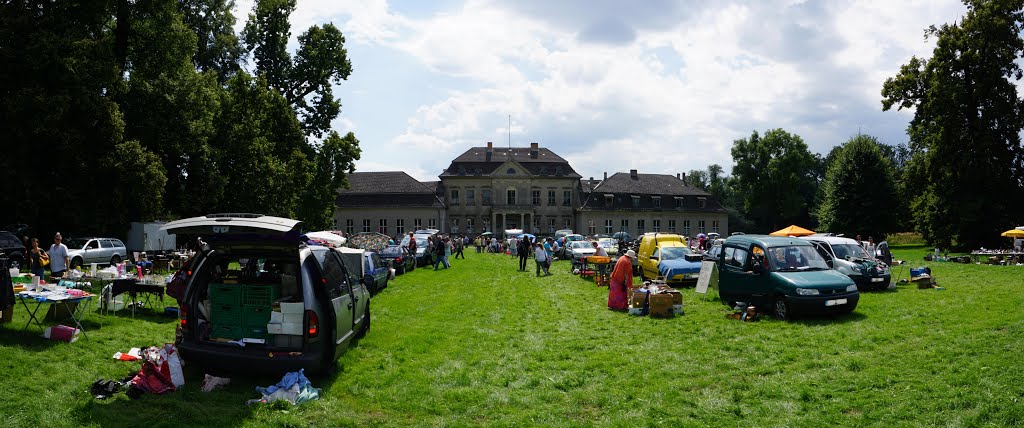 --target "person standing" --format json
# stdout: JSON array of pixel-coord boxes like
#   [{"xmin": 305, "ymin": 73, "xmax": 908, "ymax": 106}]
[
  {"xmin": 534, "ymin": 243, "xmax": 550, "ymax": 276},
  {"xmin": 48, "ymin": 232, "xmax": 70, "ymax": 279},
  {"xmin": 442, "ymin": 237, "xmax": 452, "ymax": 269},
  {"xmin": 593, "ymin": 241, "xmax": 608, "ymax": 257},
  {"xmin": 406, "ymin": 232, "xmax": 418, "ymax": 266},
  {"xmin": 608, "ymin": 250, "xmax": 634, "ymax": 311},
  {"xmin": 866, "ymin": 236, "xmax": 877, "ymax": 259},
  {"xmin": 454, "ymin": 235, "xmax": 465, "ymax": 259},
  {"xmin": 28, "ymin": 238, "xmax": 49, "ymax": 278},
  {"xmin": 517, "ymin": 237, "xmax": 530, "ymax": 271}
]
